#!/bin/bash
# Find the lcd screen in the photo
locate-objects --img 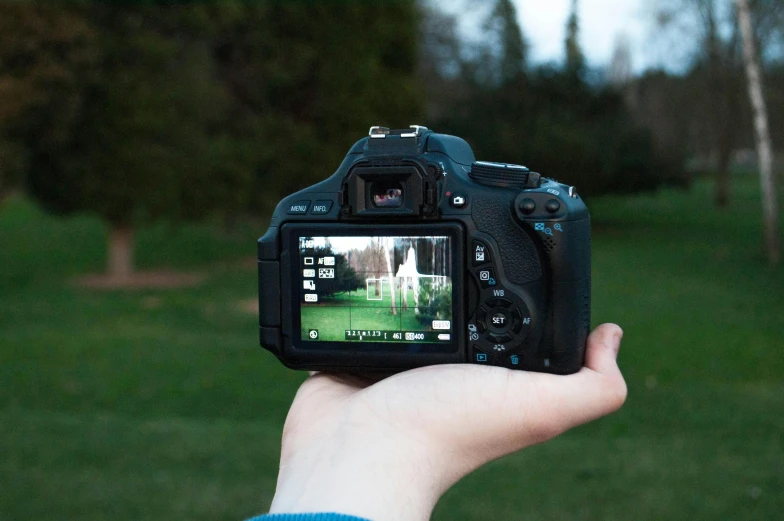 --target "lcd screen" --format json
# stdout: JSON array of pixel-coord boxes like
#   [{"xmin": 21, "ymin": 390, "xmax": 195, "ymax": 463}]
[{"xmin": 297, "ymin": 235, "xmax": 453, "ymax": 344}]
